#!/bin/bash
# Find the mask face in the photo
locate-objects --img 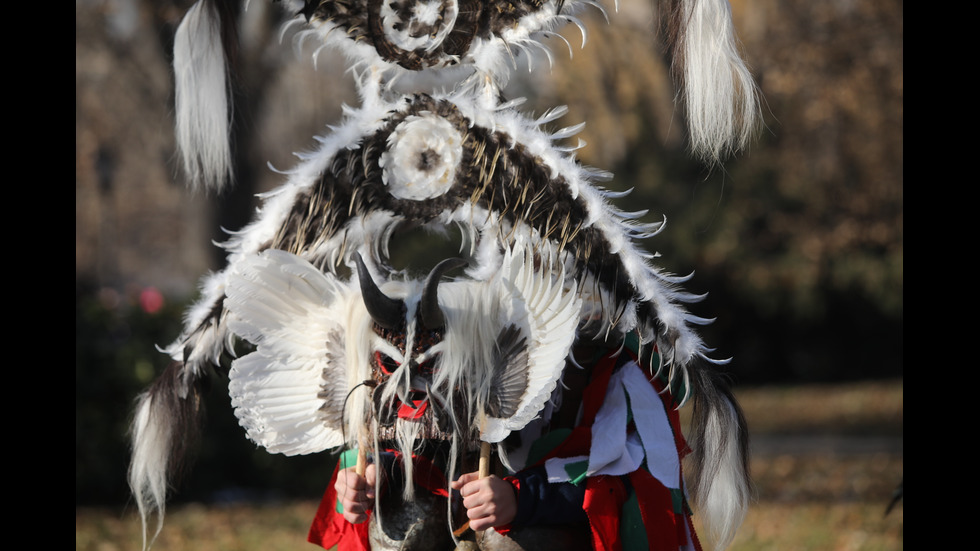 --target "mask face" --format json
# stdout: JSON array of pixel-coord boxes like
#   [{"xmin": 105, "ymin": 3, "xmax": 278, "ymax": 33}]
[
  {"xmin": 358, "ymin": 255, "xmax": 462, "ymax": 442},
  {"xmin": 370, "ymin": 314, "xmax": 444, "ymax": 424}
]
